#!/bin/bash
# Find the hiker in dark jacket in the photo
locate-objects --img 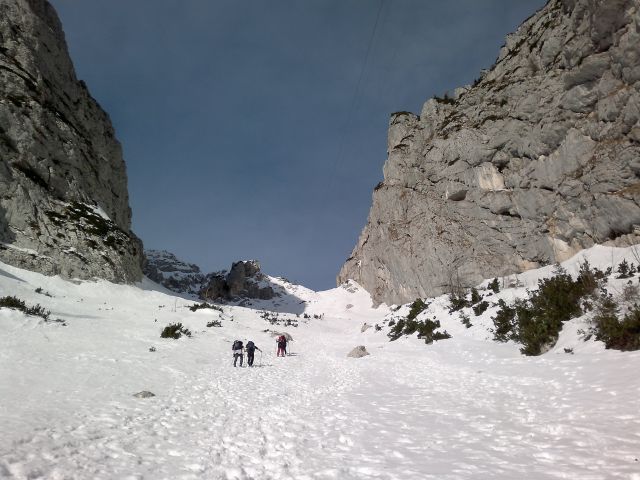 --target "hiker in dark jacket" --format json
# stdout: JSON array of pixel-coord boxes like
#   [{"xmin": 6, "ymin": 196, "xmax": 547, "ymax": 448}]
[
  {"xmin": 276, "ymin": 335, "xmax": 287, "ymax": 357},
  {"xmin": 245, "ymin": 340, "xmax": 261, "ymax": 367},
  {"xmin": 232, "ymin": 340, "xmax": 244, "ymax": 367}
]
